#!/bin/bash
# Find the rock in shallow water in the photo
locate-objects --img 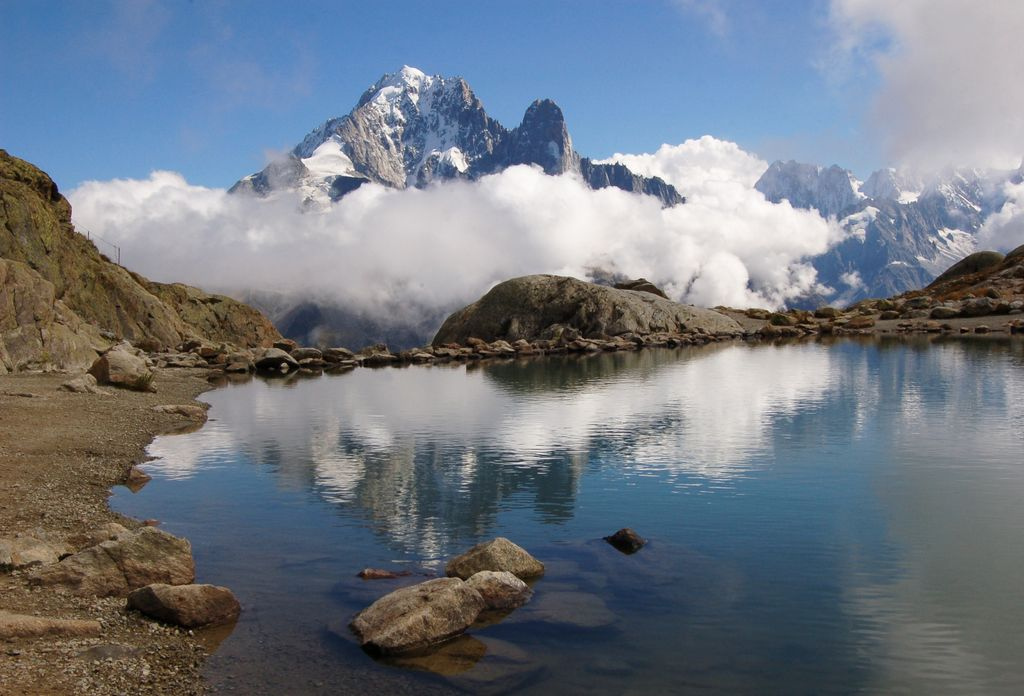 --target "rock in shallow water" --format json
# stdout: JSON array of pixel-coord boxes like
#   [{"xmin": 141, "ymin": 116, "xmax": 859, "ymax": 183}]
[
  {"xmin": 465, "ymin": 570, "xmax": 533, "ymax": 610},
  {"xmin": 127, "ymin": 583, "xmax": 240, "ymax": 627},
  {"xmin": 350, "ymin": 577, "xmax": 485, "ymax": 654},
  {"xmin": 603, "ymin": 528, "xmax": 647, "ymax": 554},
  {"xmin": 445, "ymin": 537, "xmax": 544, "ymax": 581}
]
